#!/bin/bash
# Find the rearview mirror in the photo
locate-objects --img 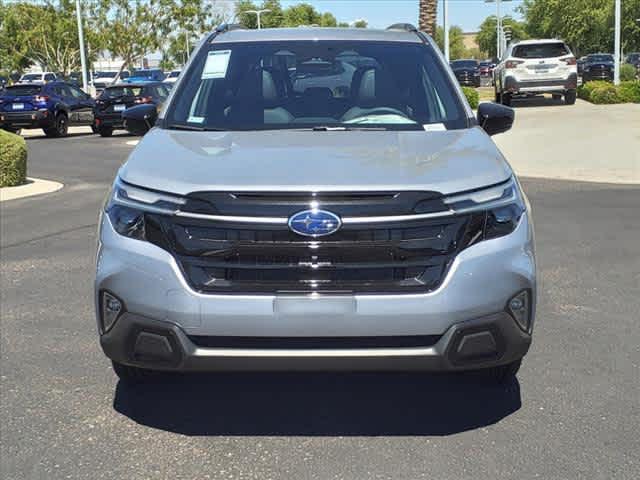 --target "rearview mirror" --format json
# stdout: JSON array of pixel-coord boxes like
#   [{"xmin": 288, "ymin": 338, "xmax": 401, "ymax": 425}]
[
  {"xmin": 477, "ymin": 102, "xmax": 514, "ymax": 136},
  {"xmin": 122, "ymin": 104, "xmax": 157, "ymax": 136}
]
